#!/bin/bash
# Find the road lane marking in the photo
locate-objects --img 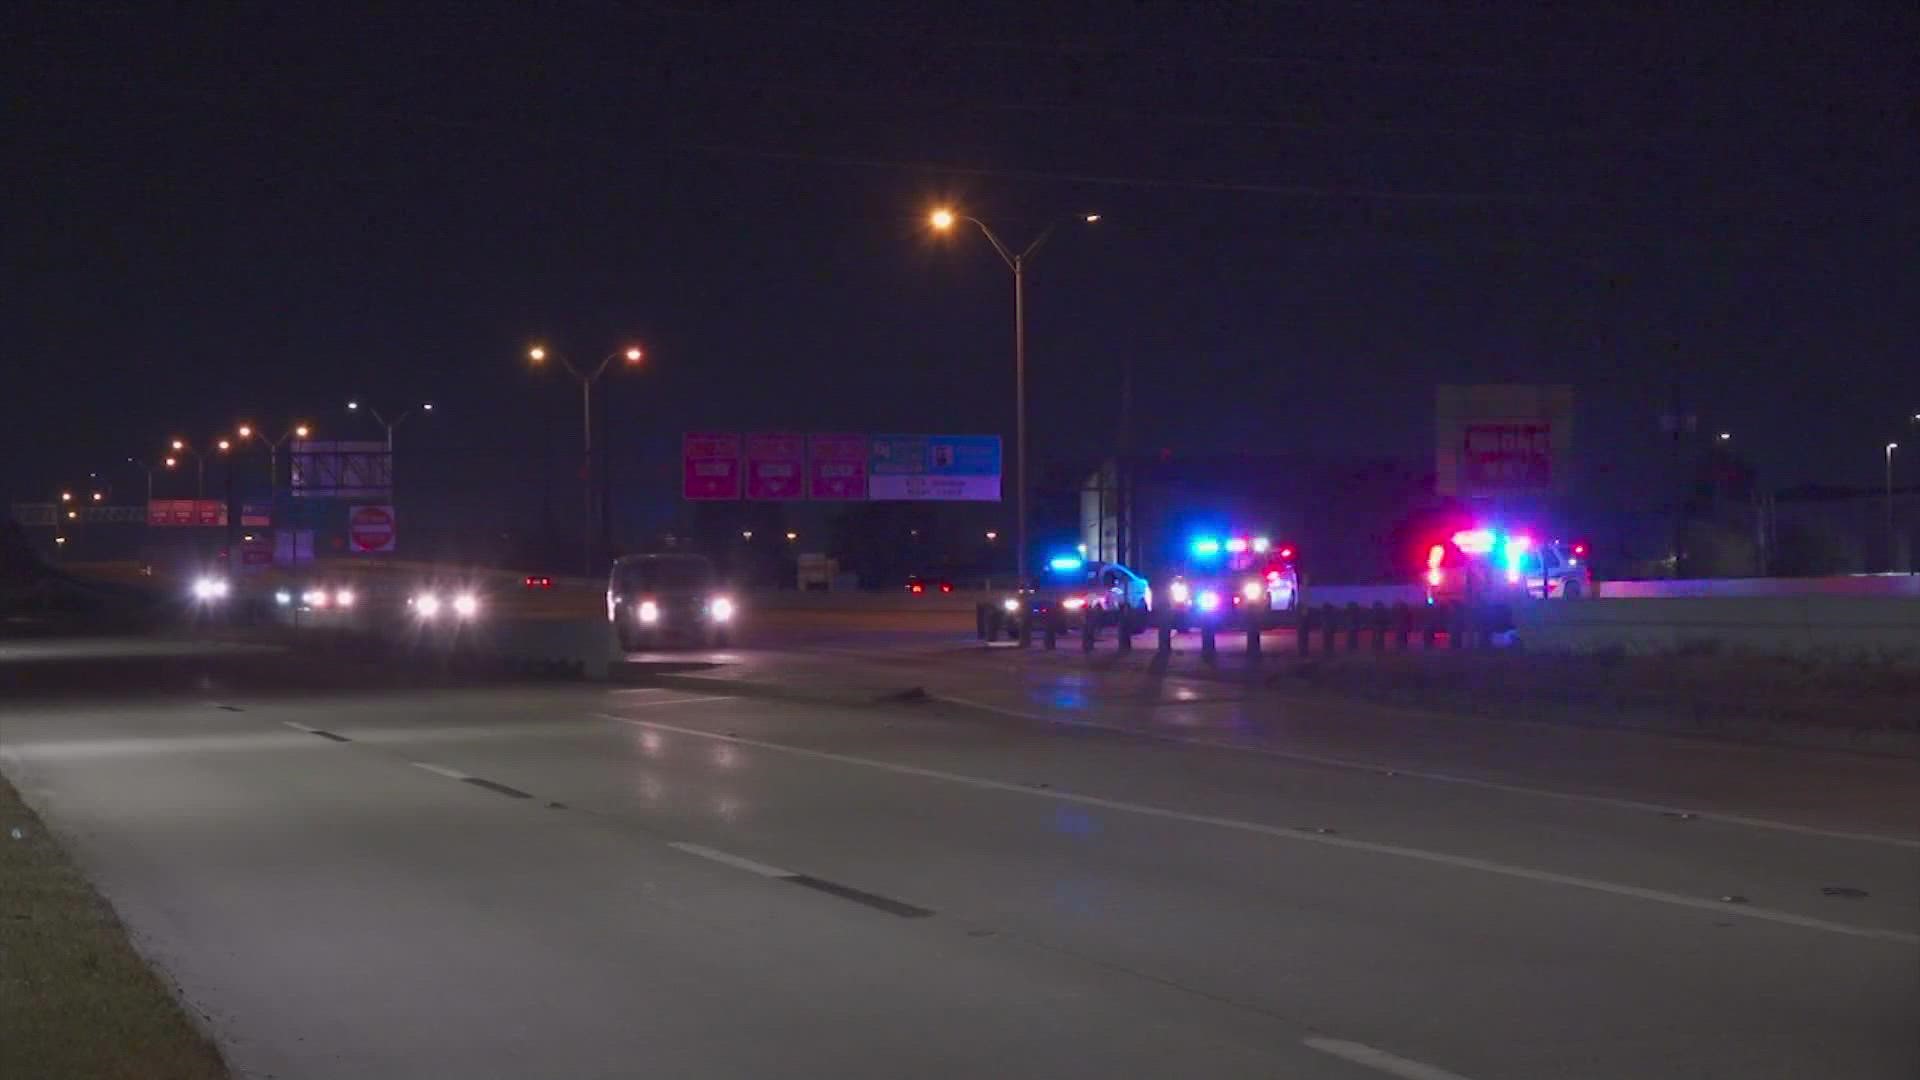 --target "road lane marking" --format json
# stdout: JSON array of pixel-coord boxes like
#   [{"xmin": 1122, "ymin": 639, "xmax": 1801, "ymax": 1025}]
[
  {"xmin": 668, "ymin": 843, "xmax": 934, "ymax": 916},
  {"xmin": 408, "ymin": 761, "xmax": 470, "ymax": 781},
  {"xmin": 602, "ymin": 712, "xmax": 1920, "ymax": 946},
  {"xmin": 282, "ymin": 720, "xmax": 351, "ymax": 742},
  {"xmin": 1303, "ymin": 1037, "xmax": 1476, "ymax": 1080},
  {"xmin": 668, "ymin": 841, "xmax": 793, "ymax": 878},
  {"xmin": 785, "ymin": 875, "xmax": 934, "ymax": 918},
  {"xmin": 604, "ymin": 693, "xmax": 735, "ymax": 708},
  {"xmin": 462, "ymin": 777, "xmax": 532, "ymax": 799},
  {"xmin": 932, "ymin": 694, "xmax": 1920, "ymax": 851}
]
